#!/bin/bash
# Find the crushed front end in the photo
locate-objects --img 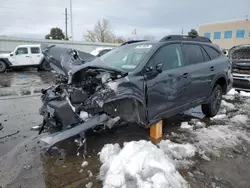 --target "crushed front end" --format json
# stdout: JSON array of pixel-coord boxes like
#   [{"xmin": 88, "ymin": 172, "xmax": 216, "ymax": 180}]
[
  {"xmin": 37, "ymin": 44, "xmax": 147, "ymax": 149},
  {"xmin": 229, "ymin": 44, "xmax": 250, "ymax": 91}
]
